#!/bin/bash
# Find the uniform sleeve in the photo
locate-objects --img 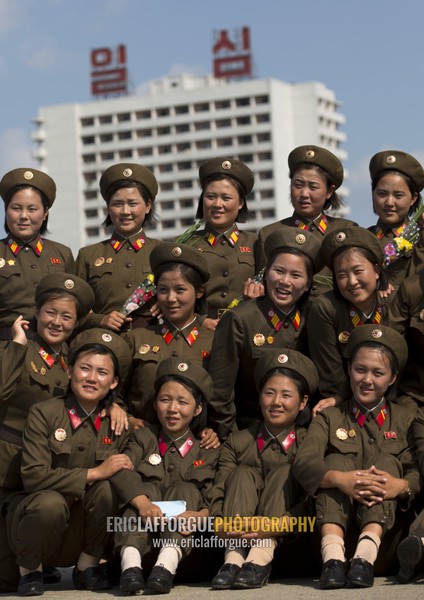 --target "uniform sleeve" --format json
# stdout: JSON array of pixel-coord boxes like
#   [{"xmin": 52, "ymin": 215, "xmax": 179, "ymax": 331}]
[
  {"xmin": 207, "ymin": 310, "xmax": 244, "ymax": 440},
  {"xmin": 307, "ymin": 294, "xmax": 350, "ymax": 399},
  {"xmin": 387, "ymin": 277, "xmax": 414, "ymax": 335},
  {"xmin": 207, "ymin": 436, "xmax": 238, "ymax": 516},
  {"xmin": 254, "ymin": 228, "xmax": 268, "ymax": 272},
  {"xmin": 292, "ymin": 412, "xmax": 332, "ymax": 495},
  {"xmin": 62, "ymin": 245, "xmax": 75, "ymax": 274},
  {"xmin": 0, "ymin": 341, "xmax": 27, "ymax": 402},
  {"xmin": 21, "ymin": 404, "xmax": 87, "ymax": 497}
]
